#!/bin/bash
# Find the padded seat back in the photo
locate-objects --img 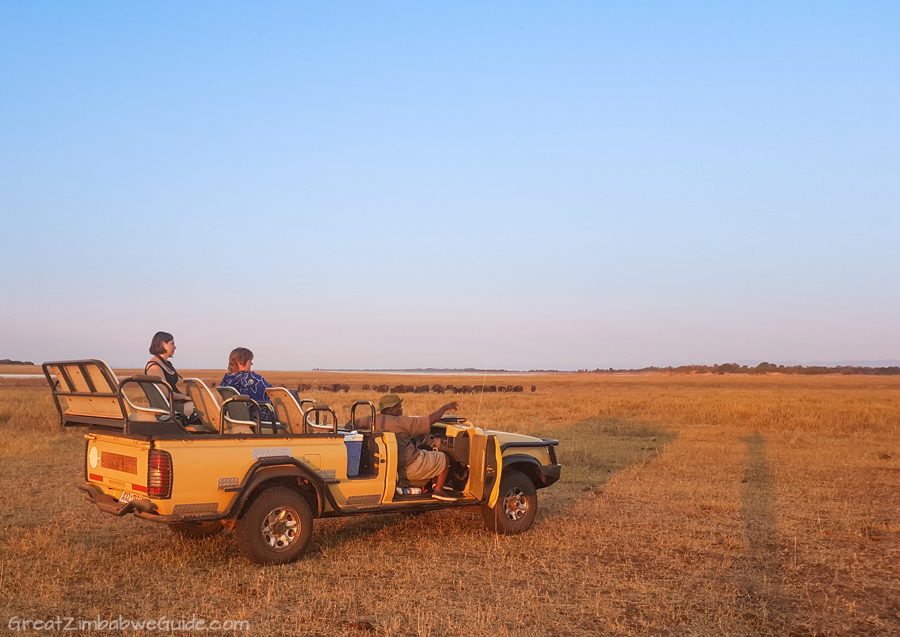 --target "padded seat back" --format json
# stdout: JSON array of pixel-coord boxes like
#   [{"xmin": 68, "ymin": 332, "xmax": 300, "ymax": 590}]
[
  {"xmin": 265, "ymin": 387, "xmax": 303, "ymax": 433},
  {"xmin": 216, "ymin": 386, "xmax": 253, "ymax": 422},
  {"xmin": 184, "ymin": 378, "xmax": 248, "ymax": 434}
]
